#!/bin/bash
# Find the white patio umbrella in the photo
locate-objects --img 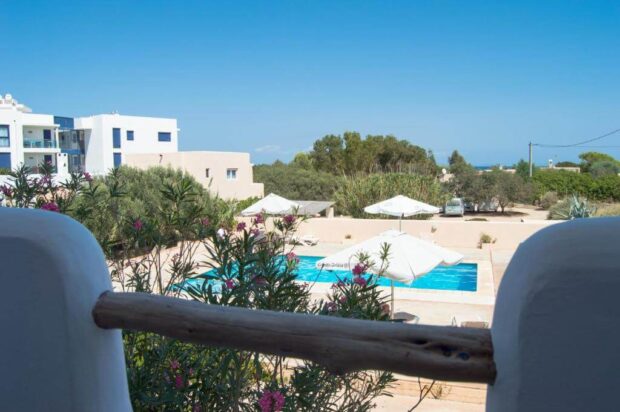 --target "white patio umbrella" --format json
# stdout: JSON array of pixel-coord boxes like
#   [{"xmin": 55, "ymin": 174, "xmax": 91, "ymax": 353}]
[
  {"xmin": 364, "ymin": 195, "xmax": 440, "ymax": 230},
  {"xmin": 316, "ymin": 230, "xmax": 463, "ymax": 317},
  {"xmin": 240, "ymin": 193, "xmax": 300, "ymax": 216}
]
